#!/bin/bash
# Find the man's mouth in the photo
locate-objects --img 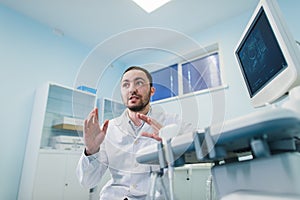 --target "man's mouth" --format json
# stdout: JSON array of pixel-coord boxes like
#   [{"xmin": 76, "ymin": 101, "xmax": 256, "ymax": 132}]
[{"xmin": 129, "ymin": 95, "xmax": 140, "ymax": 101}]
